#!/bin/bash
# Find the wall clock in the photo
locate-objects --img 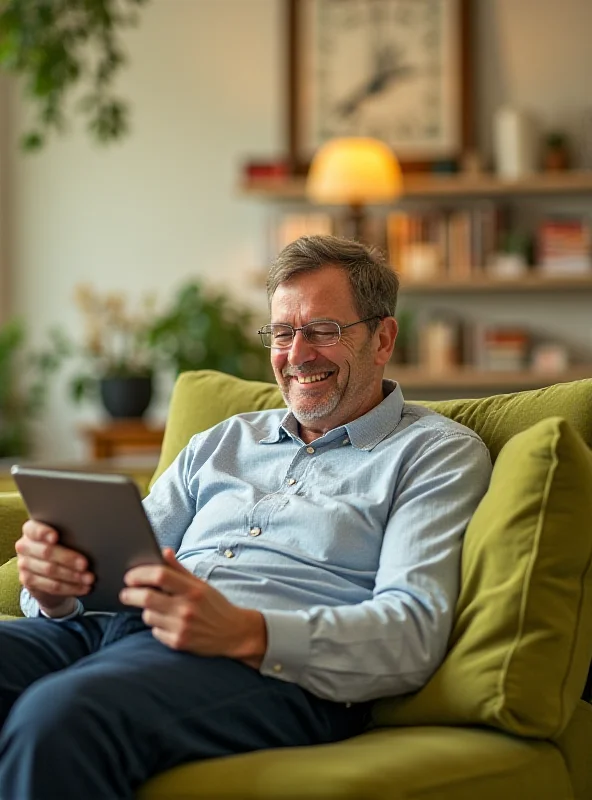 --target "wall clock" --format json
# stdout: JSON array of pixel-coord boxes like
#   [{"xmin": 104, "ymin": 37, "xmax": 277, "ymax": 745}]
[{"xmin": 287, "ymin": 0, "xmax": 472, "ymax": 172}]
